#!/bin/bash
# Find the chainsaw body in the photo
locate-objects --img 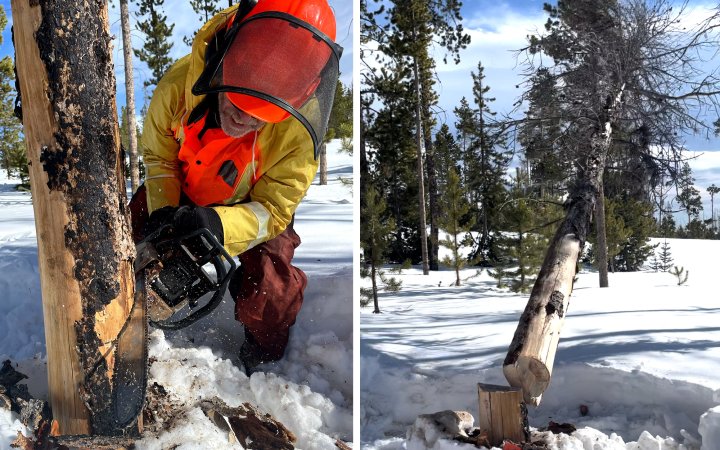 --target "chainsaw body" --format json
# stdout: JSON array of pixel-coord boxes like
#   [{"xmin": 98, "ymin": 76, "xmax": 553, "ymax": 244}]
[{"xmin": 135, "ymin": 224, "xmax": 237, "ymax": 329}]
